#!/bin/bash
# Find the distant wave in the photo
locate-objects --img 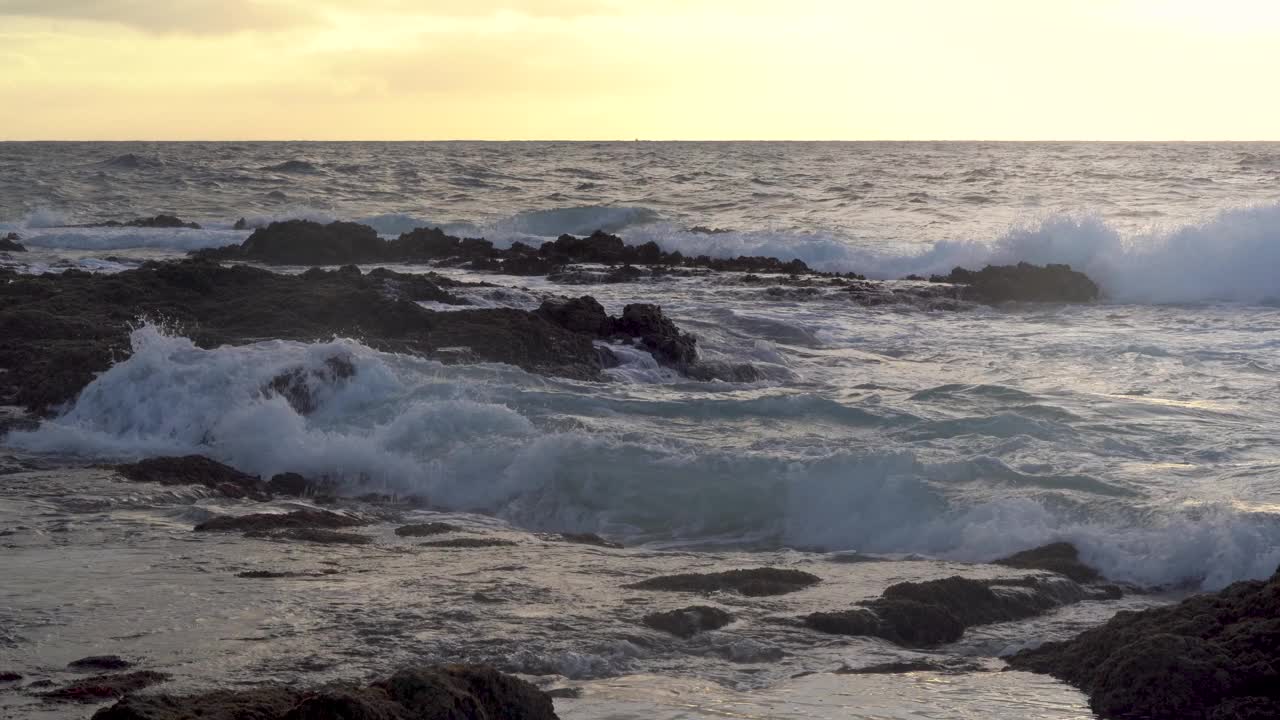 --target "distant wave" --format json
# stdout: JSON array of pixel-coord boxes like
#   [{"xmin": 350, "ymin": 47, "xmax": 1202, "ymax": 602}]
[{"xmin": 263, "ymin": 160, "xmax": 320, "ymax": 173}]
